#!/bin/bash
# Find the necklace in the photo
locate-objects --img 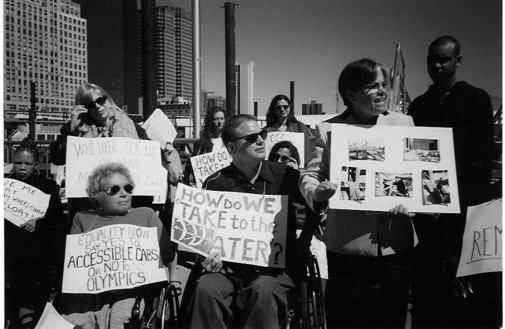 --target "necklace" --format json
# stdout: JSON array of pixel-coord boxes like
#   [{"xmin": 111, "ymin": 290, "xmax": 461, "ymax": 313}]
[{"xmin": 98, "ymin": 118, "xmax": 116, "ymax": 137}]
